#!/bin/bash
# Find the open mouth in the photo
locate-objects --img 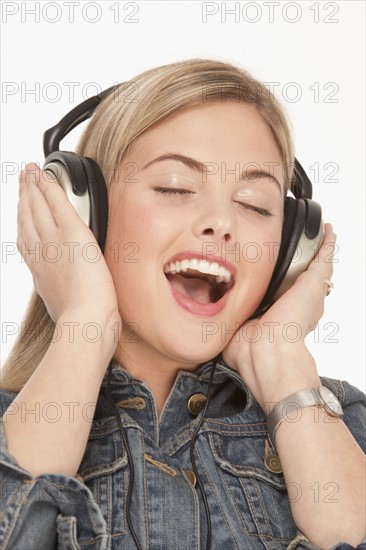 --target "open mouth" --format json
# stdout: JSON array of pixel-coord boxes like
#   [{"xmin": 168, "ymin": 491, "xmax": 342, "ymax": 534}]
[{"xmin": 163, "ymin": 259, "xmax": 235, "ymax": 305}]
